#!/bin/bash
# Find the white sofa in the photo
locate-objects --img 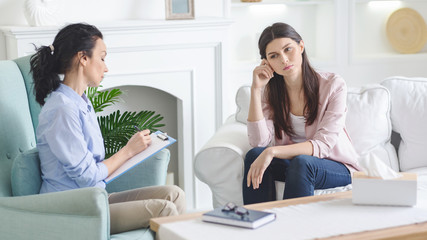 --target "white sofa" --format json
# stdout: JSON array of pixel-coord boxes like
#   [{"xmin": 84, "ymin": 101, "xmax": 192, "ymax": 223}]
[{"xmin": 194, "ymin": 76, "xmax": 427, "ymax": 208}]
